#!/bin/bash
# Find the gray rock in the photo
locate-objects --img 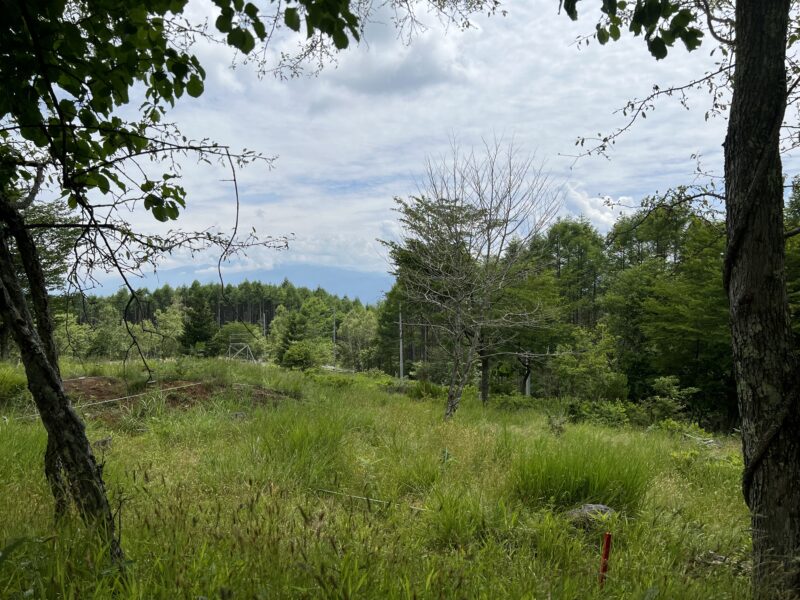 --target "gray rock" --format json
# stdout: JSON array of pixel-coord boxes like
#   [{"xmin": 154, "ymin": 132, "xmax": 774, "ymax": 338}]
[
  {"xmin": 92, "ymin": 436, "xmax": 113, "ymax": 452},
  {"xmin": 565, "ymin": 503, "xmax": 615, "ymax": 528}
]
